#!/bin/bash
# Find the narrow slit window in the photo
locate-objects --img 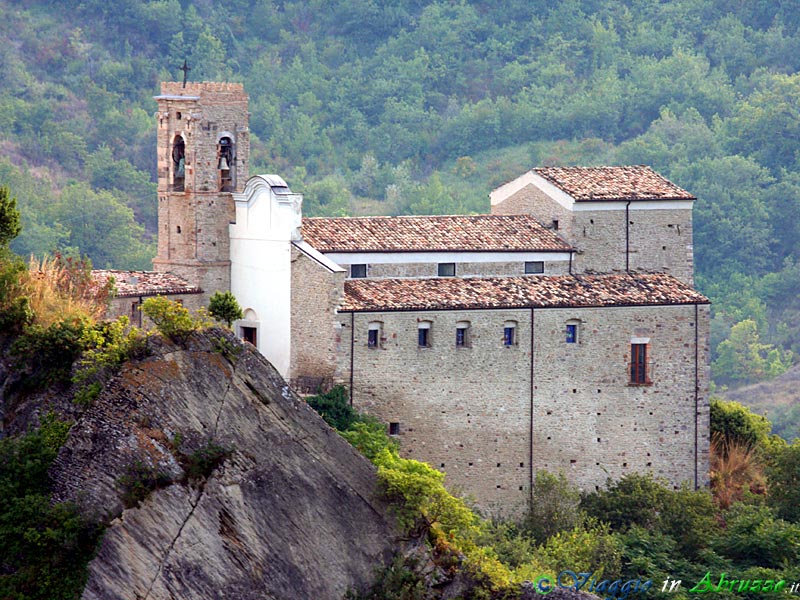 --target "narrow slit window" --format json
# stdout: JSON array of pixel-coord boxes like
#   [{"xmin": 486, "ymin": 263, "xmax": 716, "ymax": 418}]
[
  {"xmin": 503, "ymin": 321, "xmax": 517, "ymax": 346},
  {"xmin": 566, "ymin": 319, "xmax": 580, "ymax": 344},
  {"xmin": 630, "ymin": 342, "xmax": 650, "ymax": 384},
  {"xmin": 455, "ymin": 321, "xmax": 470, "ymax": 348}
]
